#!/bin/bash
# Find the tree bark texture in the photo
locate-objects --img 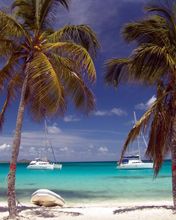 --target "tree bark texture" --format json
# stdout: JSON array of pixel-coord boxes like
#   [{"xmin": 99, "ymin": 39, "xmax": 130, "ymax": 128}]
[{"xmin": 7, "ymin": 71, "xmax": 29, "ymax": 219}]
